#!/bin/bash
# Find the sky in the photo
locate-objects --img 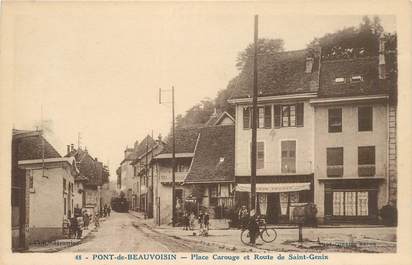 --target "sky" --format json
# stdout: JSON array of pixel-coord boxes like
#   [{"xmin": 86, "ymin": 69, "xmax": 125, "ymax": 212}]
[{"xmin": 8, "ymin": 3, "xmax": 396, "ymax": 180}]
